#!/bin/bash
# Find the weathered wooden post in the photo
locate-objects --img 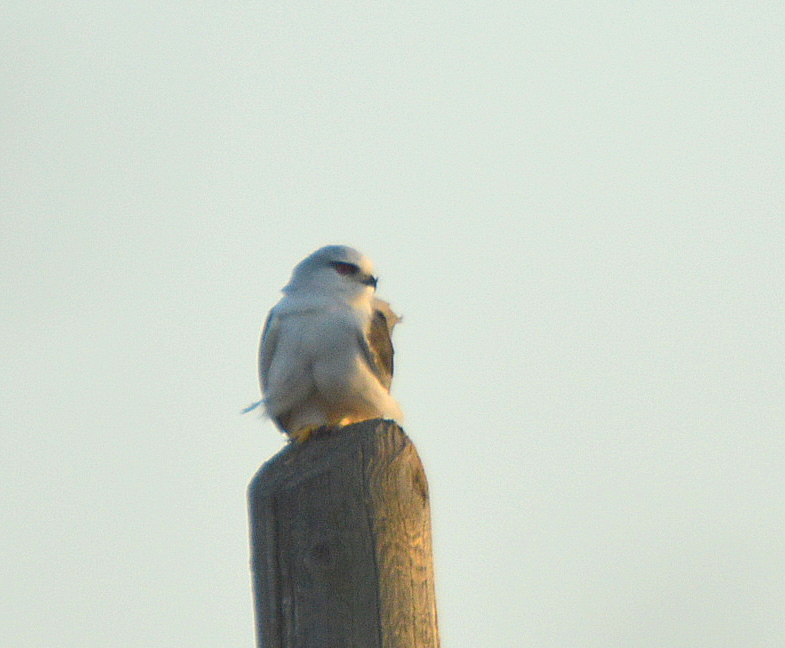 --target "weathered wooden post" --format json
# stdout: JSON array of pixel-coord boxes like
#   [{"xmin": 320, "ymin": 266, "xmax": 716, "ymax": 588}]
[{"xmin": 248, "ymin": 419, "xmax": 439, "ymax": 648}]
